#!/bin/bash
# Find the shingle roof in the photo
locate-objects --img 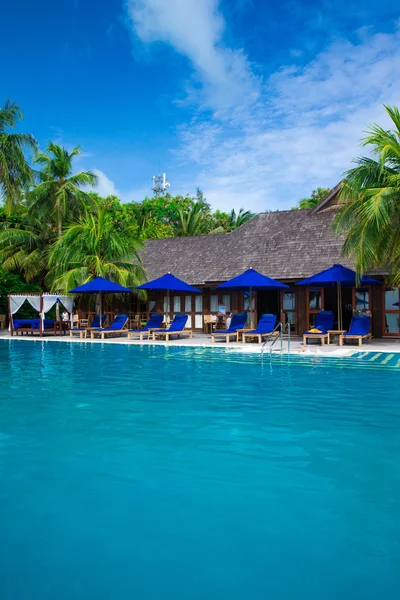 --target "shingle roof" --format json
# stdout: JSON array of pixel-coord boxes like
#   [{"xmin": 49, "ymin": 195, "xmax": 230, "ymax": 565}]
[{"xmin": 141, "ymin": 209, "xmax": 355, "ymax": 285}]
